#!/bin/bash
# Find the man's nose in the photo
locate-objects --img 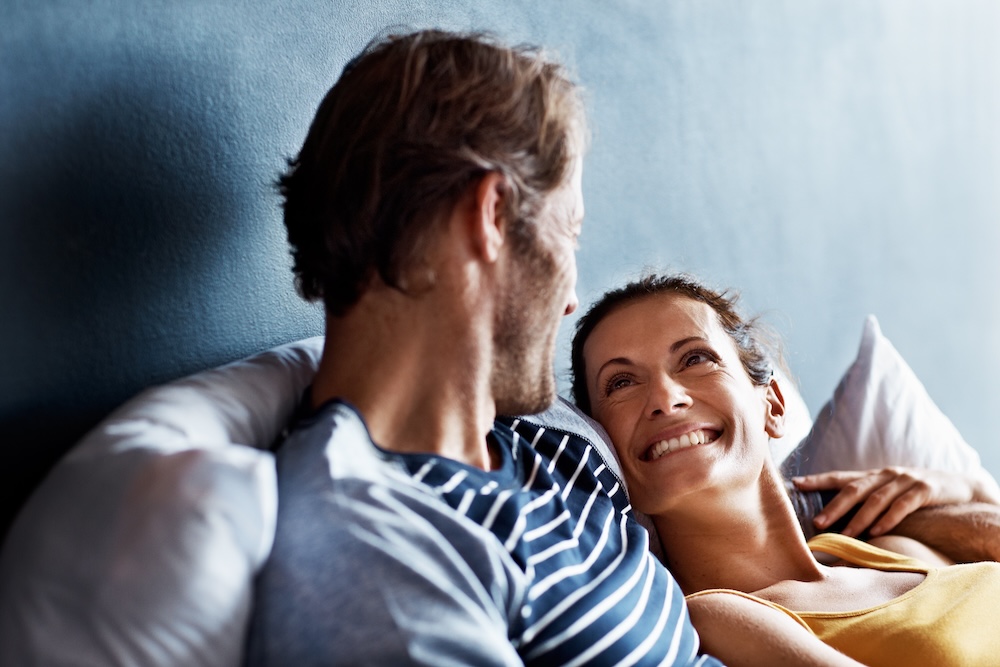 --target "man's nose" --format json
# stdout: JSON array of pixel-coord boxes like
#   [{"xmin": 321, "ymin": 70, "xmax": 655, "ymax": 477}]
[{"xmin": 563, "ymin": 289, "xmax": 579, "ymax": 316}]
